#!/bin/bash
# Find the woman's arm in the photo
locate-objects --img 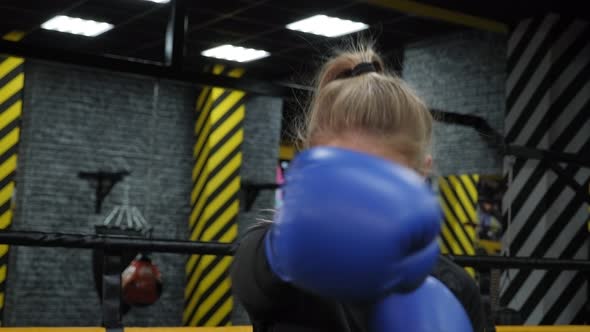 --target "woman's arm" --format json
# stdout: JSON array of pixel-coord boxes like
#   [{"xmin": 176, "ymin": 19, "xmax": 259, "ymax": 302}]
[{"xmin": 231, "ymin": 223, "xmax": 300, "ymax": 319}]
